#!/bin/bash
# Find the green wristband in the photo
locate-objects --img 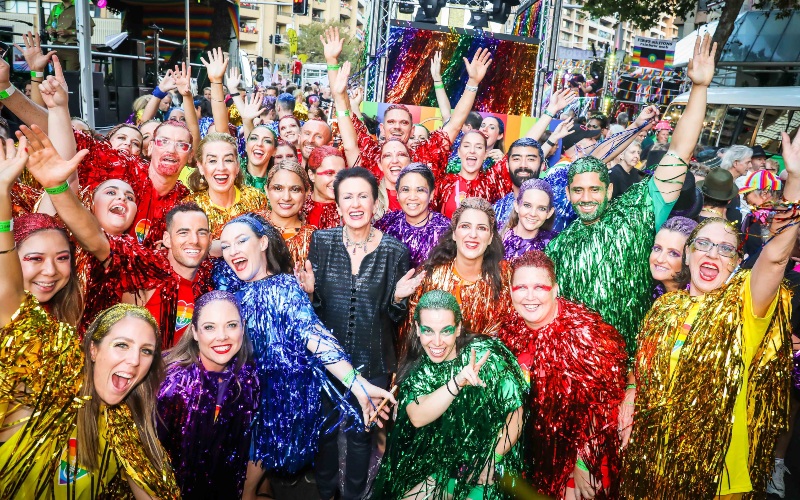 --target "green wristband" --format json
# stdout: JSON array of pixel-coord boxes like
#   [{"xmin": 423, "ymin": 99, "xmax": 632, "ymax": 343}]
[
  {"xmin": 434, "ymin": 82, "xmax": 444, "ymax": 89},
  {"xmin": 576, "ymin": 458, "xmax": 589, "ymax": 472},
  {"xmin": 0, "ymin": 220, "xmax": 12, "ymax": 232},
  {"xmin": 493, "ymin": 452, "xmax": 504, "ymax": 463},
  {"xmin": 626, "ymin": 383, "xmax": 636, "ymax": 390},
  {"xmin": 327, "ymin": 64, "xmax": 341, "ymax": 70},
  {"xmin": 543, "ymin": 109, "xmax": 556, "ymax": 118},
  {"xmin": 44, "ymin": 181, "xmax": 70, "ymax": 195},
  {"xmin": 343, "ymin": 368, "xmax": 359, "ymax": 386},
  {"xmin": 336, "ymin": 110, "xmax": 351, "ymax": 118}
]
